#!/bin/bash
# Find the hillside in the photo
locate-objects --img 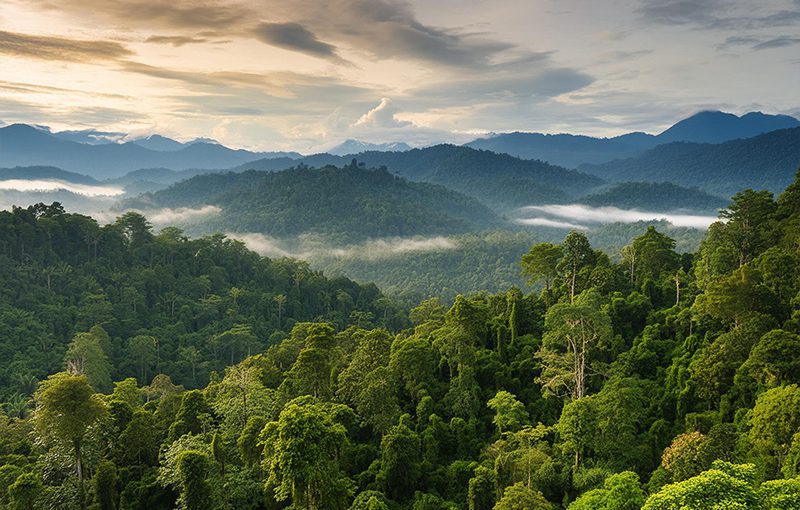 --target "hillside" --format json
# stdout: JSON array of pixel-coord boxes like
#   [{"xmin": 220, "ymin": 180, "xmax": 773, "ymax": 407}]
[
  {"xmin": 236, "ymin": 144, "xmax": 603, "ymax": 211},
  {"xmin": 580, "ymin": 127, "xmax": 800, "ymax": 196},
  {"xmin": 136, "ymin": 163, "xmax": 502, "ymax": 242},
  {"xmin": 580, "ymin": 182, "xmax": 728, "ymax": 211}
]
